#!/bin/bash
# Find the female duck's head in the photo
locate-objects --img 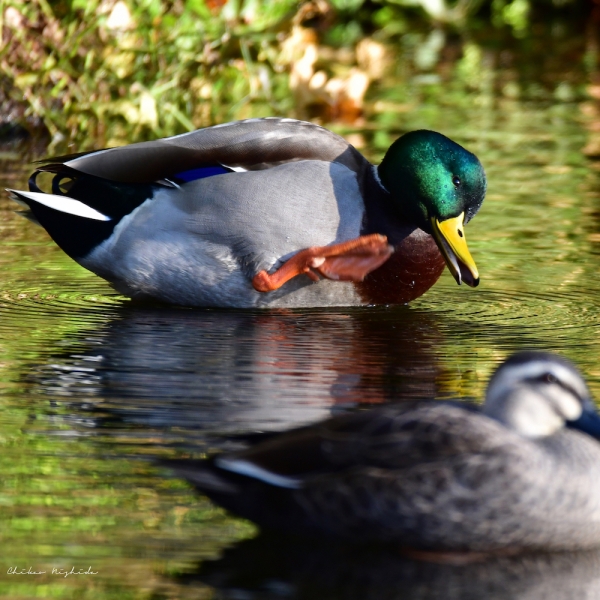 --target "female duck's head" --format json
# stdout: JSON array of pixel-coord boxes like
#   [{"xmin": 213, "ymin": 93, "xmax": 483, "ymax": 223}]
[
  {"xmin": 484, "ymin": 351, "xmax": 600, "ymax": 440},
  {"xmin": 377, "ymin": 130, "xmax": 486, "ymax": 287}
]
